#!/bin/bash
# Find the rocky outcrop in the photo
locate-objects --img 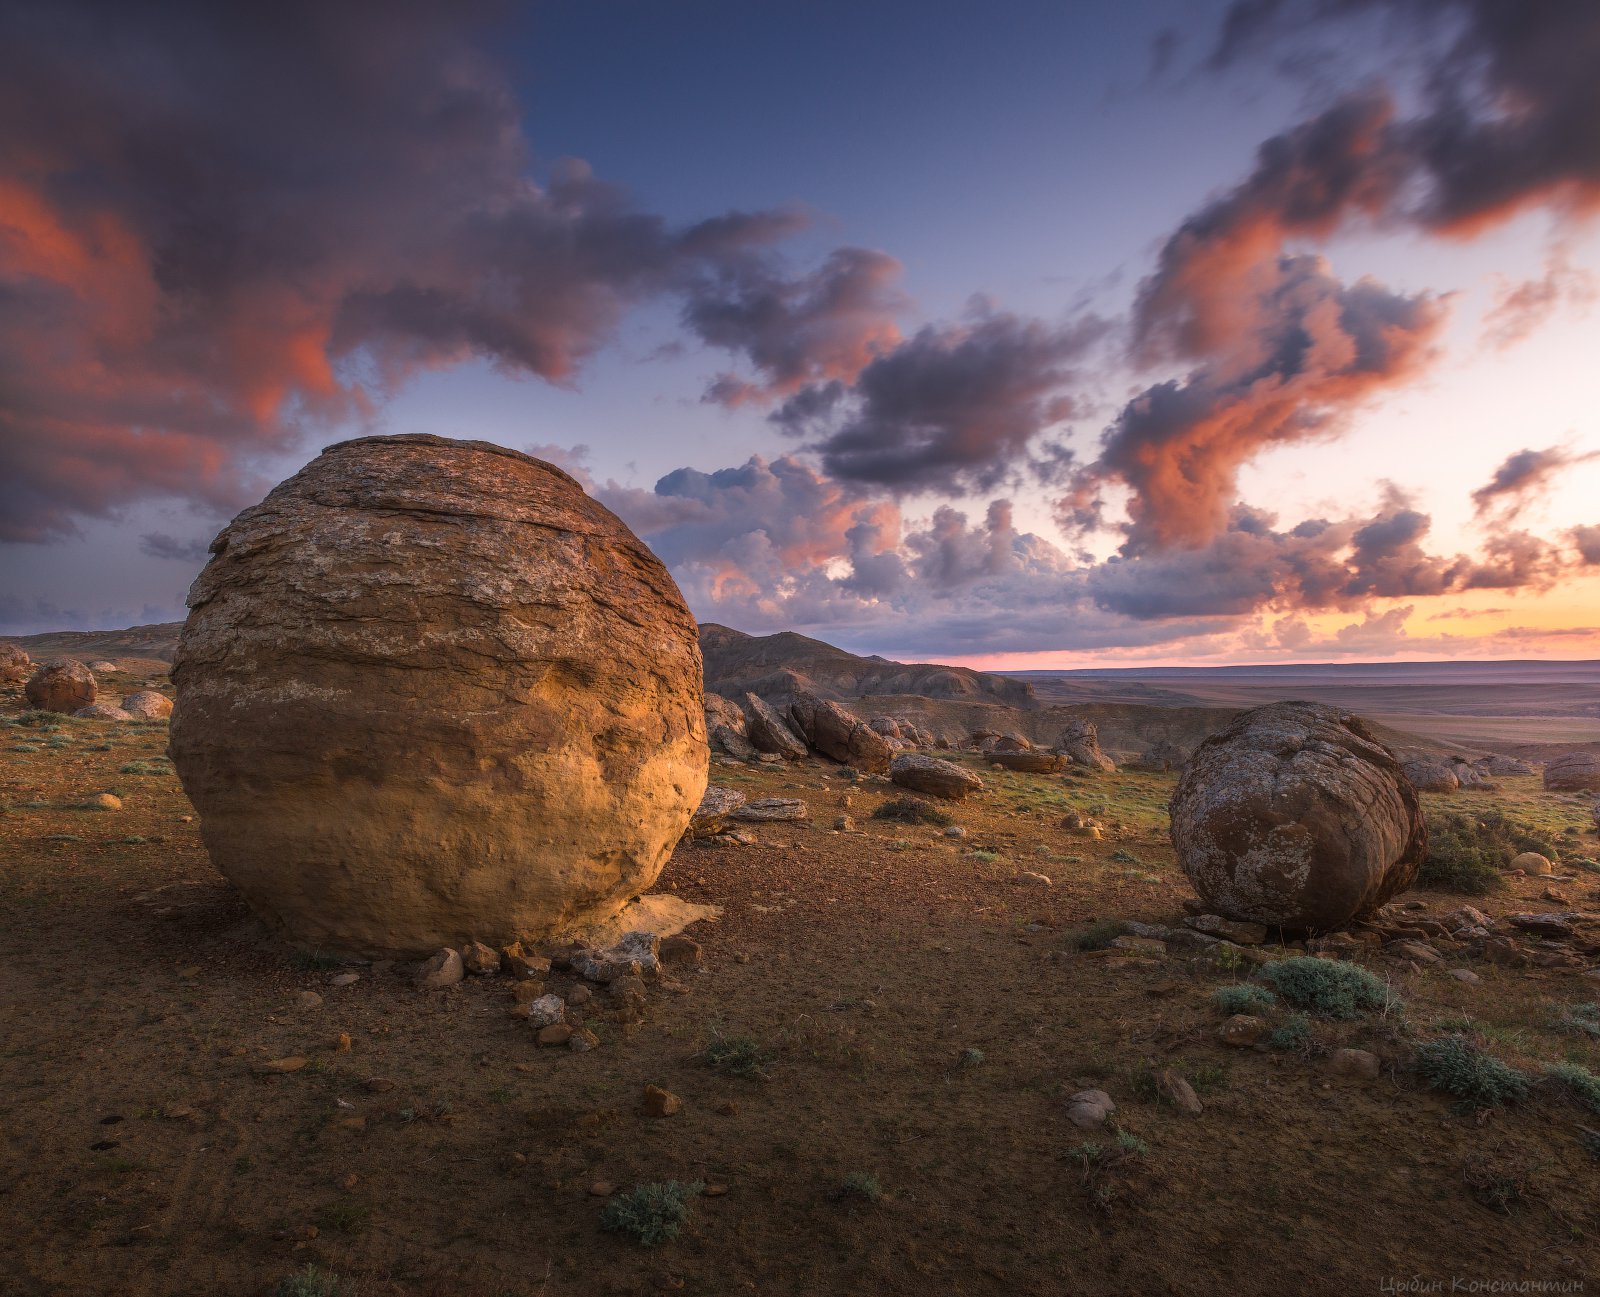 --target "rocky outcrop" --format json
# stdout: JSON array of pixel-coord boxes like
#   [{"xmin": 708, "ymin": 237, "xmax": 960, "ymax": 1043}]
[
  {"xmin": 890, "ymin": 752, "xmax": 984, "ymax": 800},
  {"xmin": 24, "ymin": 659, "xmax": 96, "ymax": 713},
  {"xmin": 0, "ymin": 642, "xmax": 30, "ymax": 685},
  {"xmin": 1168, "ymin": 701, "xmax": 1426, "ymax": 932},
  {"xmin": 1544, "ymin": 751, "xmax": 1600, "ymax": 793},
  {"xmin": 1056, "ymin": 718, "xmax": 1115, "ymax": 772},
  {"xmin": 730, "ymin": 797, "xmax": 809, "ymax": 822},
  {"xmin": 690, "ymin": 786, "xmax": 746, "ymax": 837},
  {"xmin": 120, "ymin": 691, "xmax": 173, "ymax": 720},
  {"xmin": 989, "ymin": 750, "xmax": 1065, "ymax": 774},
  {"xmin": 1477, "ymin": 754, "xmax": 1533, "ymax": 777},
  {"xmin": 743, "ymin": 692, "xmax": 807, "ymax": 761},
  {"xmin": 787, "ymin": 688, "xmax": 893, "ymax": 773},
  {"xmin": 169, "ymin": 434, "xmax": 708, "ymax": 956}
]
